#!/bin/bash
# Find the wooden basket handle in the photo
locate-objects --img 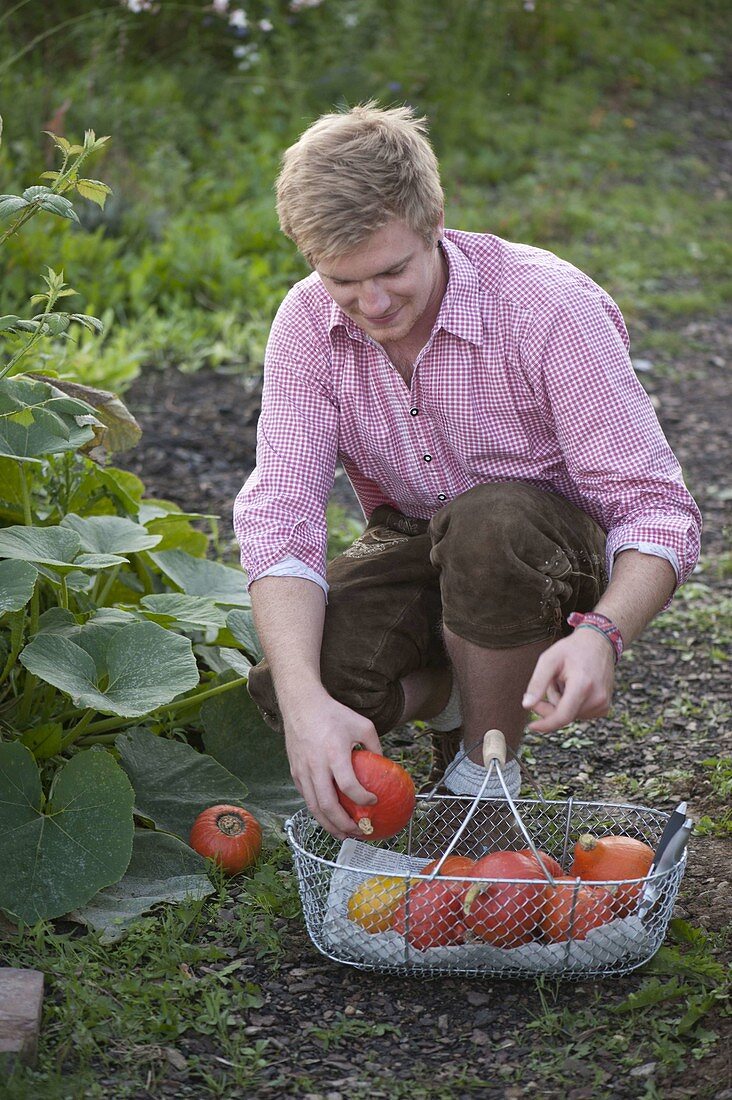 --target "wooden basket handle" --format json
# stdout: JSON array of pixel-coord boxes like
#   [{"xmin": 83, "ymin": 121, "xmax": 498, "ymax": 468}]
[{"xmin": 482, "ymin": 729, "xmax": 507, "ymax": 768}]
